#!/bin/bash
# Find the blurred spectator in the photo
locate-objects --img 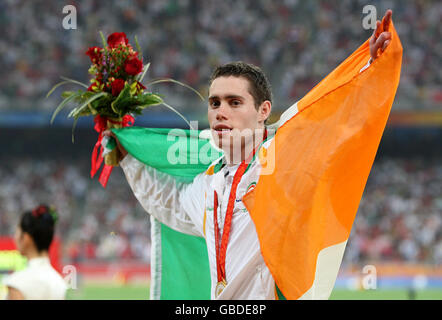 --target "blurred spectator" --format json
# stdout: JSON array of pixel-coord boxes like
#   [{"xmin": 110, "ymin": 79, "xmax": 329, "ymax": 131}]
[{"xmin": 0, "ymin": 0, "xmax": 440, "ymax": 113}]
